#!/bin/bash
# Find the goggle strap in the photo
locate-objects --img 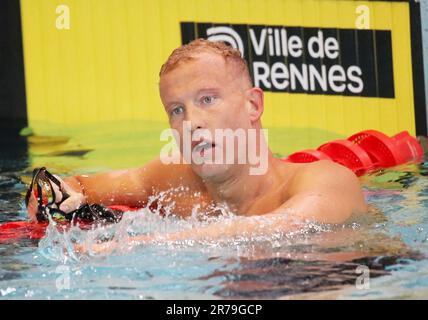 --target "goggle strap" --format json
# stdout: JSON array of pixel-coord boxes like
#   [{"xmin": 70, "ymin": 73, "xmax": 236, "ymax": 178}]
[
  {"xmin": 43, "ymin": 170, "xmax": 61, "ymax": 189},
  {"xmin": 43, "ymin": 170, "xmax": 70, "ymax": 206},
  {"xmin": 24, "ymin": 167, "xmax": 44, "ymax": 206}
]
